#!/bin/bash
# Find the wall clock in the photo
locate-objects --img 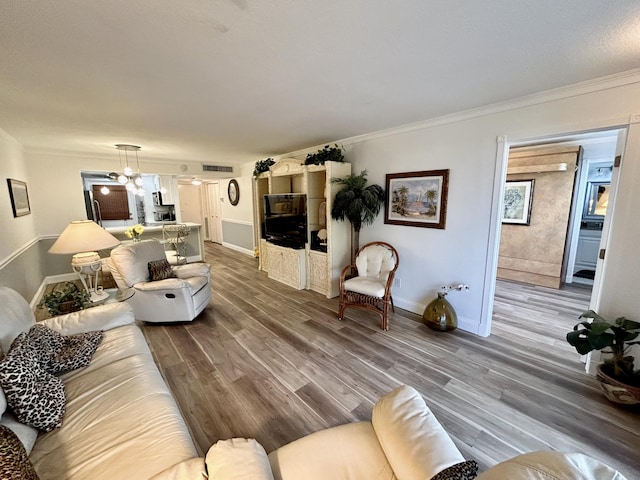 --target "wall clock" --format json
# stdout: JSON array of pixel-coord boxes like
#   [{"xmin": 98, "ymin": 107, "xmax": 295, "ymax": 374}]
[{"xmin": 228, "ymin": 179, "xmax": 240, "ymax": 206}]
